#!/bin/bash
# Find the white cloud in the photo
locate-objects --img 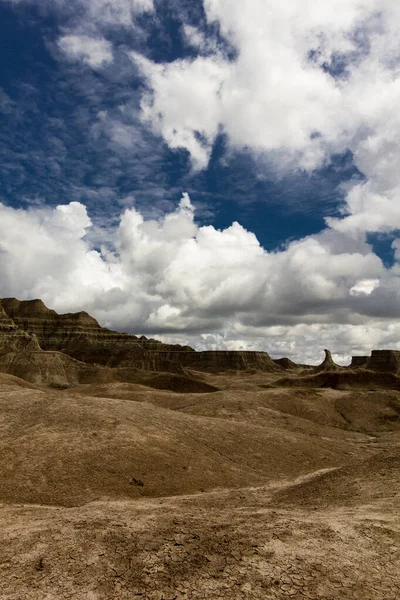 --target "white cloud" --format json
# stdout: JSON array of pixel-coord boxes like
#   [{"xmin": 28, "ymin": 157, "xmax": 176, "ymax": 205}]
[
  {"xmin": 183, "ymin": 25, "xmax": 207, "ymax": 50},
  {"xmin": 350, "ymin": 278, "xmax": 380, "ymax": 295},
  {"xmin": 1, "ymin": 194, "xmax": 399, "ymax": 362},
  {"xmin": 4, "ymin": 0, "xmax": 400, "ymax": 363},
  {"xmin": 132, "ymin": 52, "xmax": 229, "ymax": 170},
  {"xmin": 83, "ymin": 0, "xmax": 154, "ymax": 27},
  {"xmin": 129, "ymin": 0, "xmax": 400, "ymax": 238},
  {"xmin": 58, "ymin": 35, "xmax": 114, "ymax": 68},
  {"xmin": 131, "ymin": 0, "xmax": 374, "ymax": 169}
]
